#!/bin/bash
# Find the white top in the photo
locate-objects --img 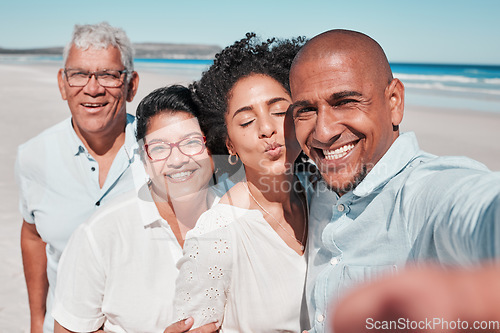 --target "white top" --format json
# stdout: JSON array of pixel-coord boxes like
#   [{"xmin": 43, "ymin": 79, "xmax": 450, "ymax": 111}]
[
  {"xmin": 52, "ymin": 186, "xmax": 220, "ymax": 333},
  {"xmin": 174, "ymin": 203, "xmax": 308, "ymax": 332}
]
